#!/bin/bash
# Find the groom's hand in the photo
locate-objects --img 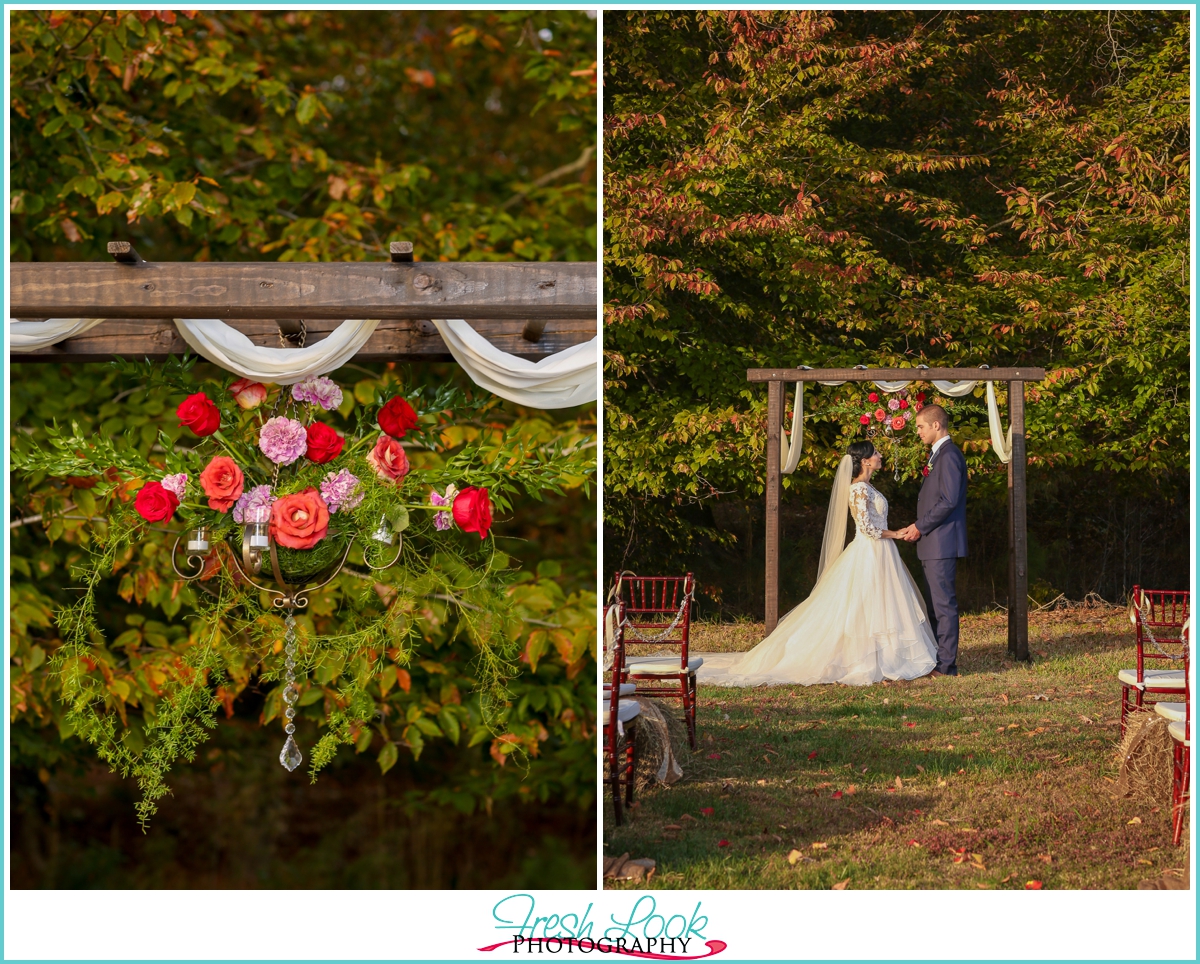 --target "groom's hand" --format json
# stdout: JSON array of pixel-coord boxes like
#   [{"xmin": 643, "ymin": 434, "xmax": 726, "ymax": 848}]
[{"xmin": 902, "ymin": 525, "xmax": 921, "ymax": 542}]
